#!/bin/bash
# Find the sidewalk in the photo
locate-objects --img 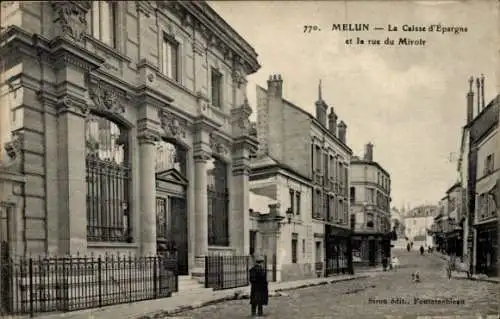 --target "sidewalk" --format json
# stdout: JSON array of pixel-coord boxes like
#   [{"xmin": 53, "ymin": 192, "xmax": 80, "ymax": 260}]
[
  {"xmin": 12, "ymin": 270, "xmax": 381, "ymax": 319},
  {"xmin": 431, "ymin": 252, "xmax": 499, "ymax": 284}
]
